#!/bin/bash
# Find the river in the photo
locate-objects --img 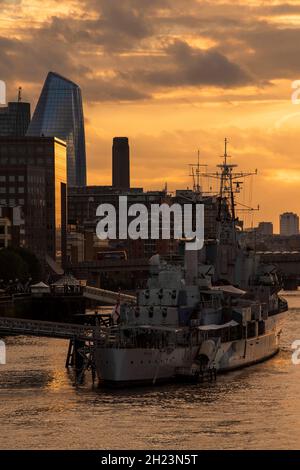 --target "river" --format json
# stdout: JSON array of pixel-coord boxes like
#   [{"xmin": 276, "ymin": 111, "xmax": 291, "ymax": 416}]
[{"xmin": 0, "ymin": 292, "xmax": 300, "ymax": 450}]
